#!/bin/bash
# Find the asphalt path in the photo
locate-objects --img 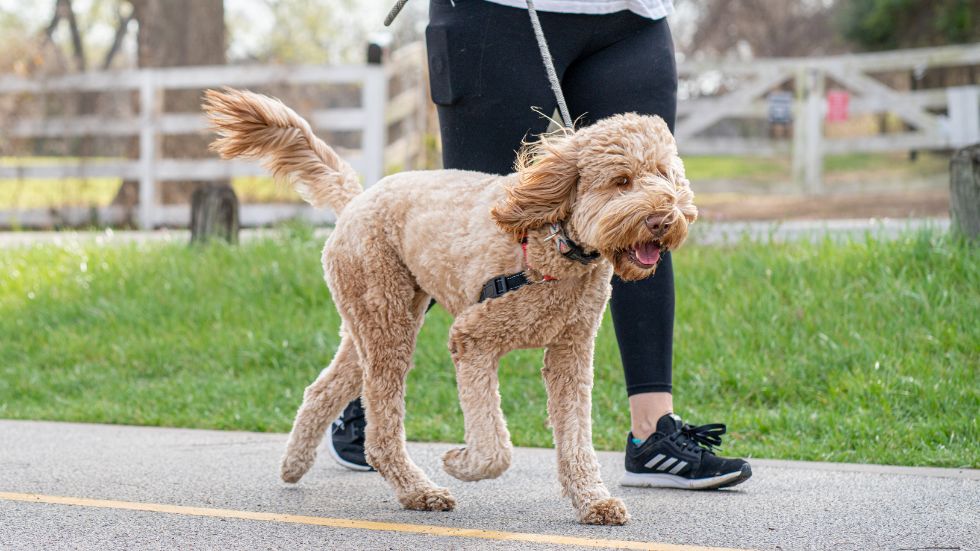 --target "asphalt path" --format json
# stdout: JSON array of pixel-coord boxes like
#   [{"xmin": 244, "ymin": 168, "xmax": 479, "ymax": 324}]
[{"xmin": 0, "ymin": 421, "xmax": 976, "ymax": 550}]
